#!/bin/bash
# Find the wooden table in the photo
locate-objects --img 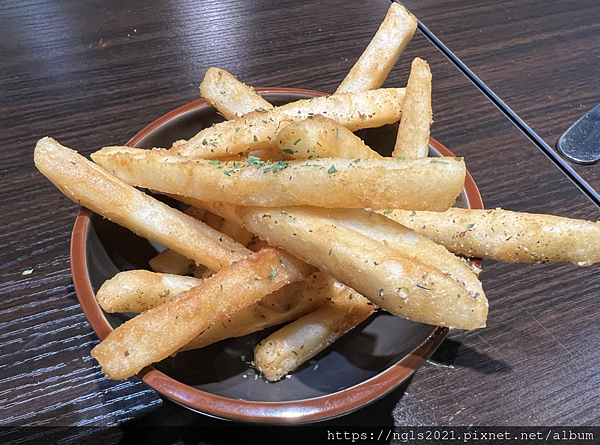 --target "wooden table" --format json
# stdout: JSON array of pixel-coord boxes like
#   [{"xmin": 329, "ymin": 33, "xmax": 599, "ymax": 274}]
[{"xmin": 2, "ymin": 0, "xmax": 599, "ymax": 442}]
